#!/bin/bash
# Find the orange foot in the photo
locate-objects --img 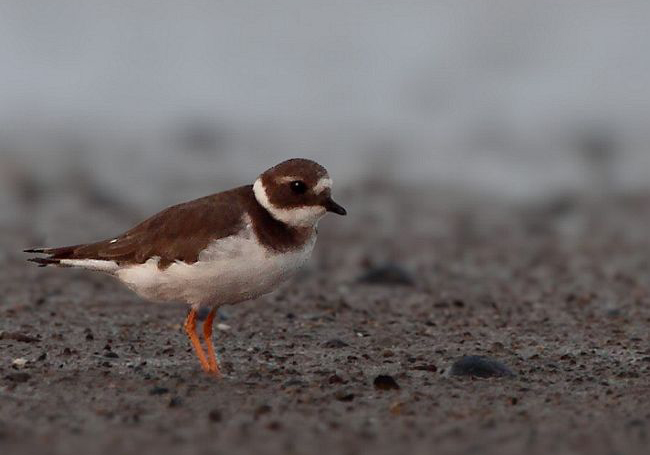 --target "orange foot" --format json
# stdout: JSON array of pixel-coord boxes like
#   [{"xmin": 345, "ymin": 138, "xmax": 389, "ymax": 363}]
[
  {"xmin": 183, "ymin": 308, "xmax": 221, "ymax": 377},
  {"xmin": 202, "ymin": 308, "xmax": 222, "ymax": 378}
]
